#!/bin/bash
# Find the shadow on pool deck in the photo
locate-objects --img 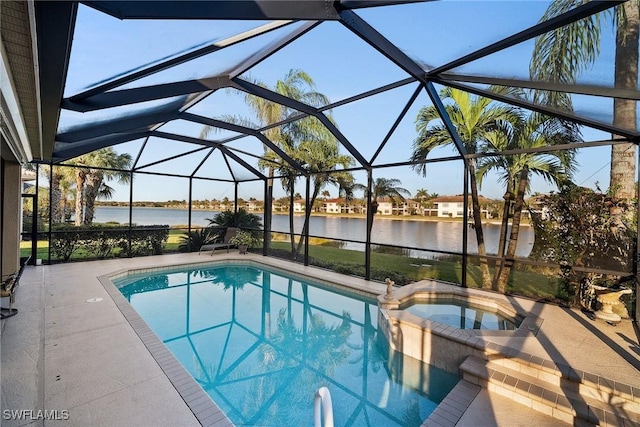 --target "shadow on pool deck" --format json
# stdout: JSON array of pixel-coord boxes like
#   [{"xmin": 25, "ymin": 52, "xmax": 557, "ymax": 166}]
[{"xmin": 1, "ymin": 252, "xmax": 638, "ymax": 426}]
